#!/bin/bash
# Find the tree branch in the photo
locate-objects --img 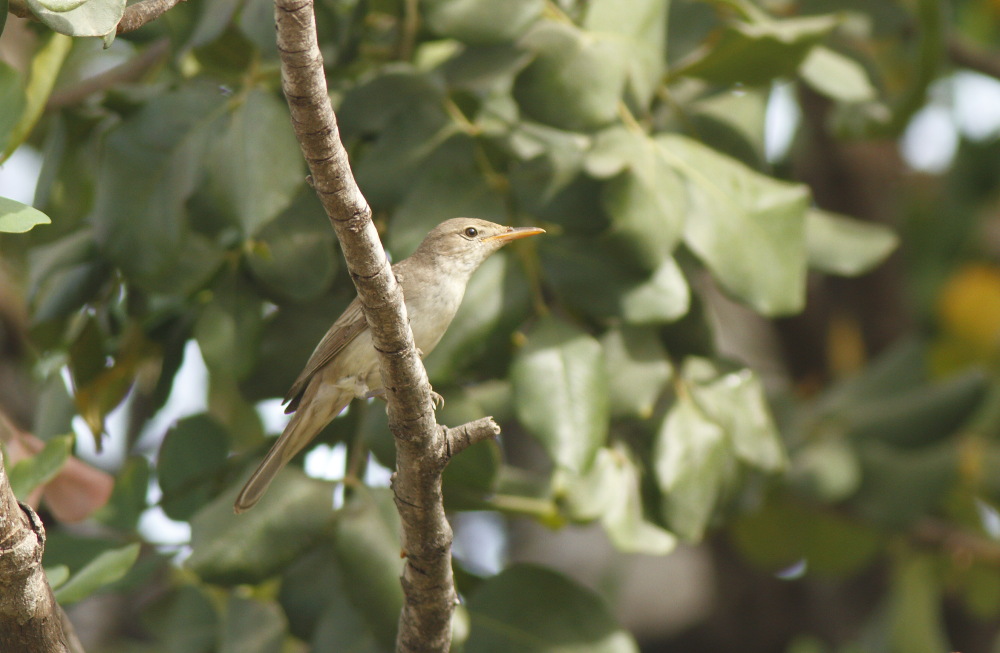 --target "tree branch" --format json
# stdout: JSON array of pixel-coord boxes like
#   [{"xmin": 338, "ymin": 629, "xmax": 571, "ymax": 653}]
[
  {"xmin": 0, "ymin": 448, "xmax": 84, "ymax": 653},
  {"xmin": 272, "ymin": 1, "xmax": 497, "ymax": 650},
  {"xmin": 443, "ymin": 417, "xmax": 501, "ymax": 462},
  {"xmin": 115, "ymin": 0, "xmax": 185, "ymax": 34},
  {"xmin": 947, "ymin": 37, "xmax": 1000, "ymax": 81}
]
